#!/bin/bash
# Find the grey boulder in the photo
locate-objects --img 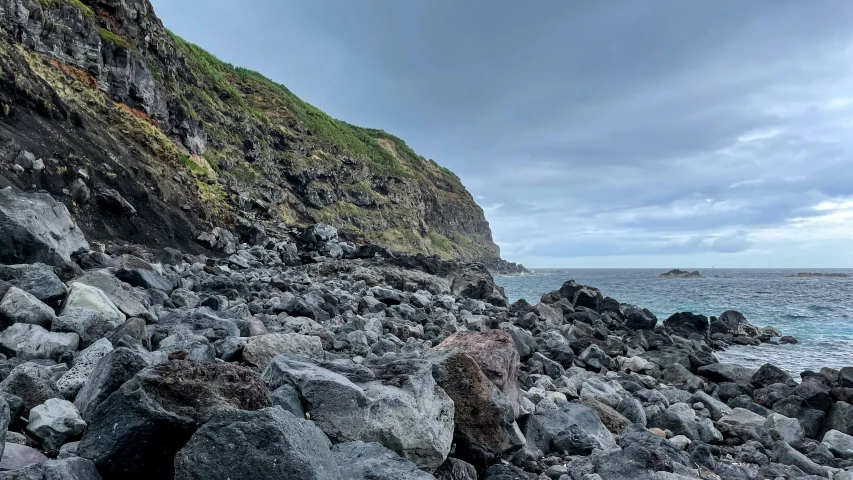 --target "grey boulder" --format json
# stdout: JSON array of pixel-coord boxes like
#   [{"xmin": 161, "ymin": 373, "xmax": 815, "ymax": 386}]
[
  {"xmin": 331, "ymin": 441, "xmax": 435, "ymax": 480},
  {"xmin": 55, "ymin": 284, "xmax": 126, "ymax": 348},
  {"xmin": 56, "ymin": 338, "xmax": 114, "ymax": 399},
  {"xmin": 822, "ymin": 429, "xmax": 853, "ymax": 459},
  {"xmin": 771, "ymin": 441, "xmax": 829, "ymax": 477},
  {"xmin": 0, "ymin": 188, "xmax": 89, "ymax": 265},
  {"xmin": 174, "ymin": 407, "xmax": 340, "ymax": 480},
  {"xmin": 0, "ymin": 288, "xmax": 56, "ymax": 329},
  {"xmin": 0, "ymin": 362, "xmax": 60, "ymax": 412},
  {"xmin": 262, "ymin": 355, "xmax": 454, "ymax": 472},
  {"xmin": 523, "ymin": 399, "xmax": 617, "ymax": 456},
  {"xmin": 27, "ymin": 398, "xmax": 86, "ymax": 455},
  {"xmin": 5, "ymin": 457, "xmax": 102, "ymax": 480},
  {"xmin": 0, "ymin": 324, "xmax": 79, "ymax": 362},
  {"xmin": 243, "ymin": 334, "xmax": 323, "ymax": 370},
  {"xmin": 73, "ymin": 272, "xmax": 152, "ymax": 320},
  {"xmin": 0, "ymin": 264, "xmax": 67, "ymax": 304},
  {"xmin": 648, "ymin": 403, "xmax": 722, "ymax": 444}
]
